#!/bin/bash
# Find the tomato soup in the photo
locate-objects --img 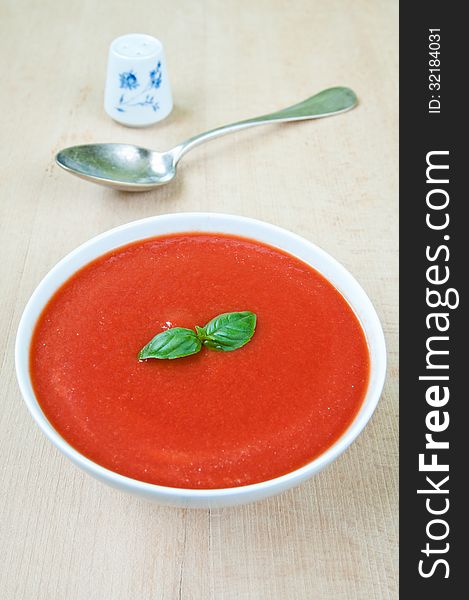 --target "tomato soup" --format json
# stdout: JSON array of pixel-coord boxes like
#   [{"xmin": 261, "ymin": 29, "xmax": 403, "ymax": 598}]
[{"xmin": 30, "ymin": 233, "xmax": 370, "ymax": 489}]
